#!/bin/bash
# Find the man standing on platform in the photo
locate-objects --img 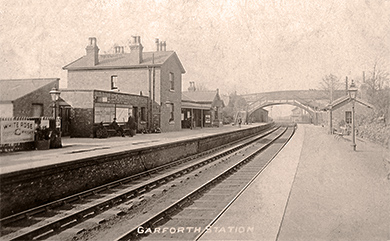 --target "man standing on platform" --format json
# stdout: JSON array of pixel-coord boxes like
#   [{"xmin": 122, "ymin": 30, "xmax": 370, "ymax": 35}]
[{"xmin": 127, "ymin": 116, "xmax": 136, "ymax": 137}]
